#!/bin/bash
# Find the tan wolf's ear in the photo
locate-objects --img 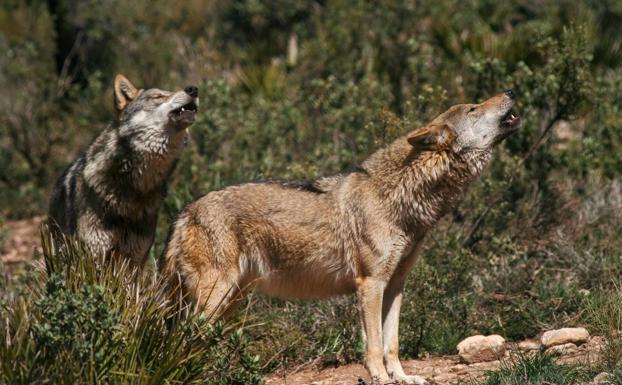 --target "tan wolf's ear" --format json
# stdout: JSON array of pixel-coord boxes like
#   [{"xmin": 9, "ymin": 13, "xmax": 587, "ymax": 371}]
[
  {"xmin": 114, "ymin": 74, "xmax": 139, "ymax": 111},
  {"xmin": 407, "ymin": 123, "xmax": 455, "ymax": 150}
]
